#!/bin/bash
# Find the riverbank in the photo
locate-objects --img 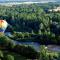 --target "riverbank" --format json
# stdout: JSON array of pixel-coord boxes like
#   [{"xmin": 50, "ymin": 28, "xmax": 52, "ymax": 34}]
[{"xmin": 47, "ymin": 45, "xmax": 60, "ymax": 52}]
